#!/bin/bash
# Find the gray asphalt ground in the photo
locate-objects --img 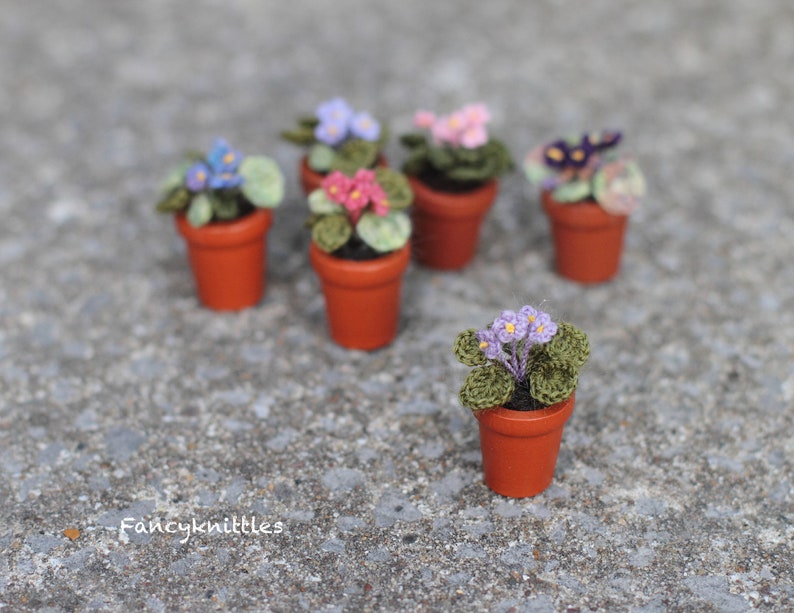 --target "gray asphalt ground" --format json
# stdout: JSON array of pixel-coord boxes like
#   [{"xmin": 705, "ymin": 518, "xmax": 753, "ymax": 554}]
[{"xmin": 1, "ymin": 0, "xmax": 793, "ymax": 611}]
